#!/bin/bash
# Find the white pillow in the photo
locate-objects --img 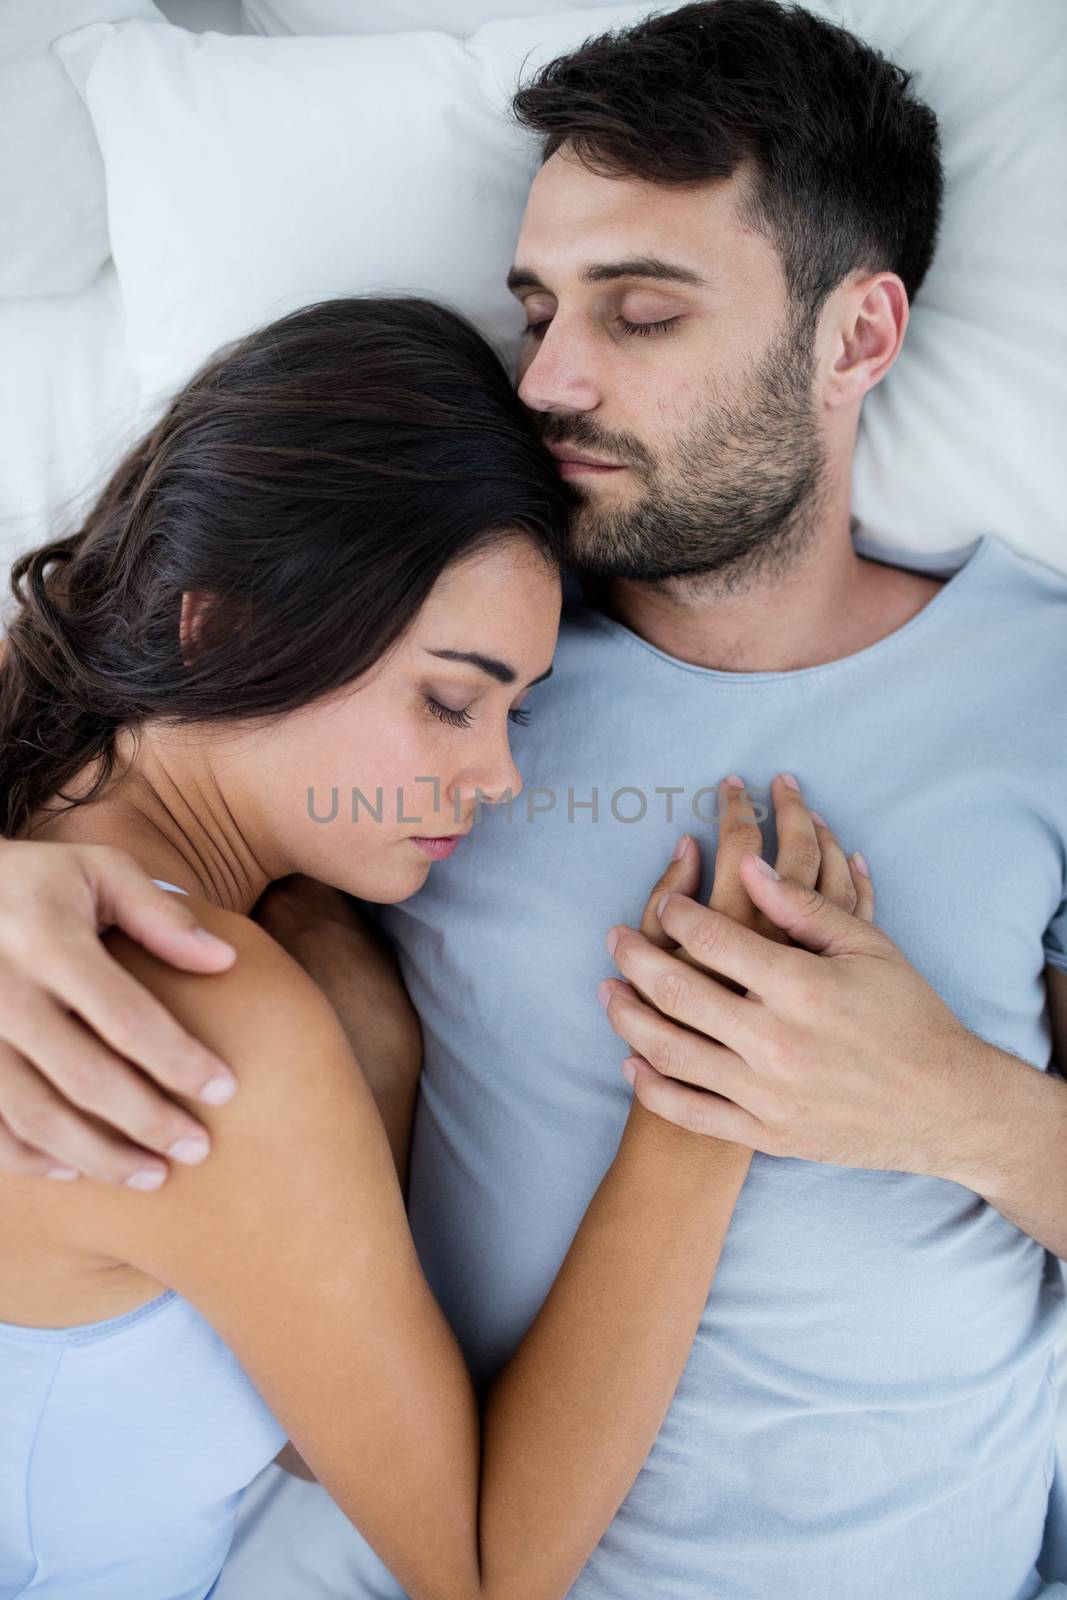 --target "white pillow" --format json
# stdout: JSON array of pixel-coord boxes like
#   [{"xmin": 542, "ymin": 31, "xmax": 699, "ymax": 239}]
[
  {"xmin": 56, "ymin": 3, "xmax": 1067, "ymax": 571},
  {"xmin": 0, "ymin": 264, "xmax": 146, "ymax": 579},
  {"xmin": 242, "ymin": 0, "xmax": 608, "ymax": 36},
  {"xmin": 0, "ymin": 0, "xmax": 164, "ymax": 297},
  {"xmin": 54, "ymin": 12, "xmax": 640, "ymax": 396}
]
